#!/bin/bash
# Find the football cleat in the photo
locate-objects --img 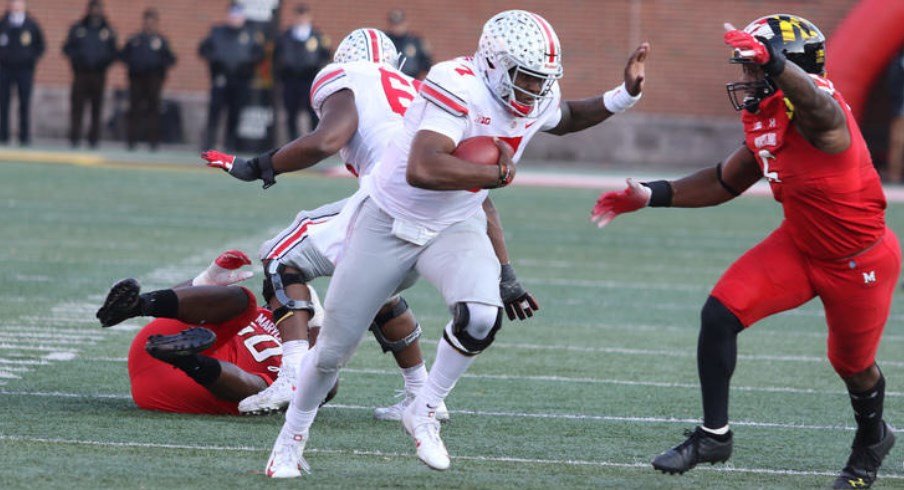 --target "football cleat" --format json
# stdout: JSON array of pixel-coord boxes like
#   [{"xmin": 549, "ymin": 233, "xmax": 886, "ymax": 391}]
[
  {"xmin": 265, "ymin": 428, "xmax": 311, "ymax": 478},
  {"xmin": 652, "ymin": 427, "xmax": 733, "ymax": 475},
  {"xmin": 833, "ymin": 422, "xmax": 896, "ymax": 489},
  {"xmin": 374, "ymin": 389, "xmax": 450, "ymax": 422},
  {"xmin": 402, "ymin": 402, "xmax": 450, "ymax": 470},
  {"xmin": 96, "ymin": 278, "xmax": 141, "ymax": 328},
  {"xmin": 145, "ymin": 327, "xmax": 216, "ymax": 363},
  {"xmin": 239, "ymin": 364, "xmax": 297, "ymax": 416}
]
